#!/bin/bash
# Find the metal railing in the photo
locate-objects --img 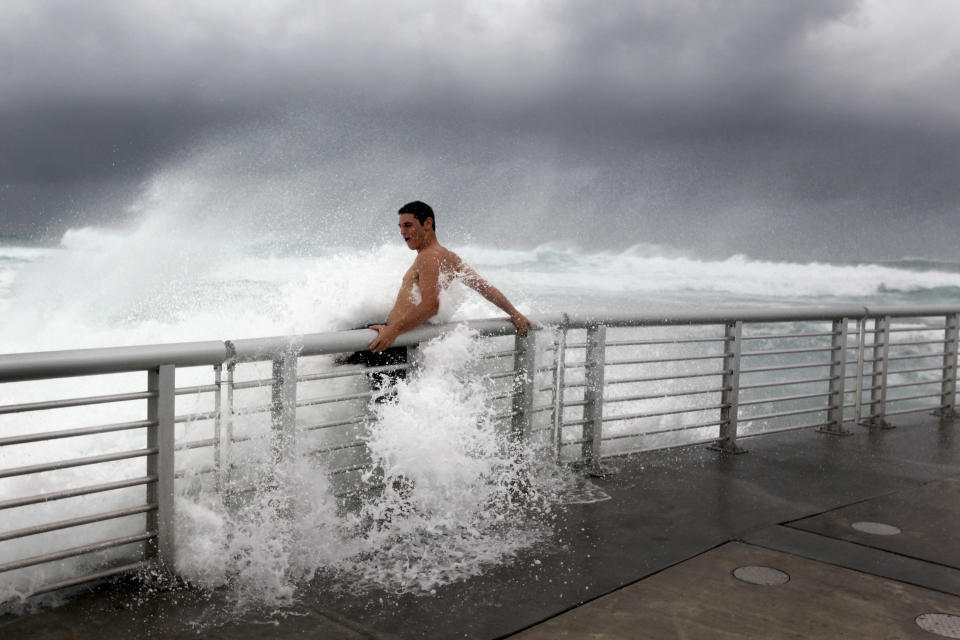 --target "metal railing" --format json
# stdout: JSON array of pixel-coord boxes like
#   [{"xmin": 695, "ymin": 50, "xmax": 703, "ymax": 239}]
[{"xmin": 1, "ymin": 305, "xmax": 958, "ymax": 601}]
